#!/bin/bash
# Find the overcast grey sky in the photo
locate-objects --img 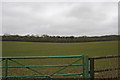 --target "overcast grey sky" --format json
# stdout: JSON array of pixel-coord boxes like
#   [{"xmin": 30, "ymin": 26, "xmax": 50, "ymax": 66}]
[{"xmin": 2, "ymin": 2, "xmax": 118, "ymax": 36}]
